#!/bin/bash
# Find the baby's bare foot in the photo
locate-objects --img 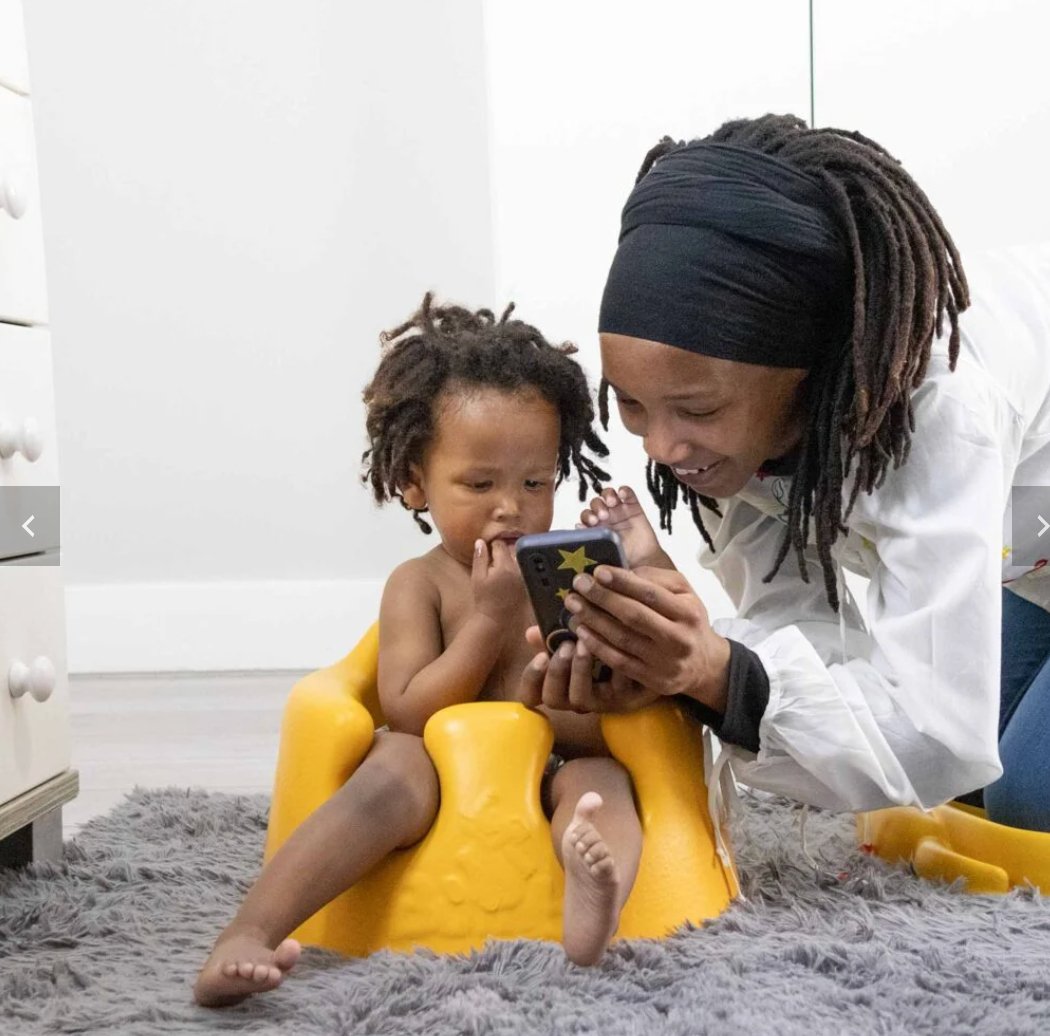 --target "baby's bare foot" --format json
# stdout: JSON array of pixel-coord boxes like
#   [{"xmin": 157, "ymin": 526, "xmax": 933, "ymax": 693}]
[
  {"xmin": 561, "ymin": 792, "xmax": 621, "ymax": 966},
  {"xmin": 580, "ymin": 486, "xmax": 672, "ymax": 570},
  {"xmin": 193, "ymin": 927, "xmax": 301, "ymax": 1007}
]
